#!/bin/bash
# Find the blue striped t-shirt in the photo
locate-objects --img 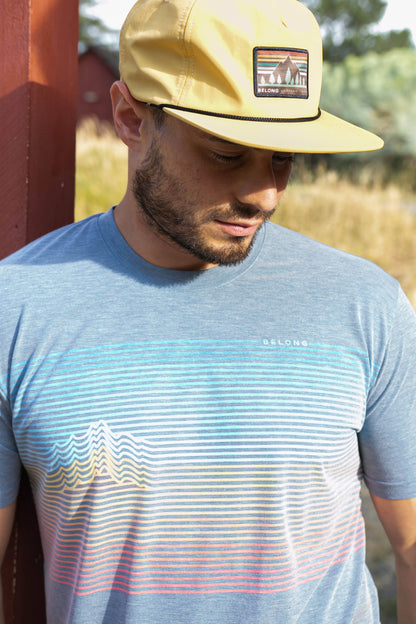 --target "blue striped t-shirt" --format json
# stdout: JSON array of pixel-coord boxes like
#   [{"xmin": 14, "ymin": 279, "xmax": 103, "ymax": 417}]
[{"xmin": 0, "ymin": 209, "xmax": 415, "ymax": 623}]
